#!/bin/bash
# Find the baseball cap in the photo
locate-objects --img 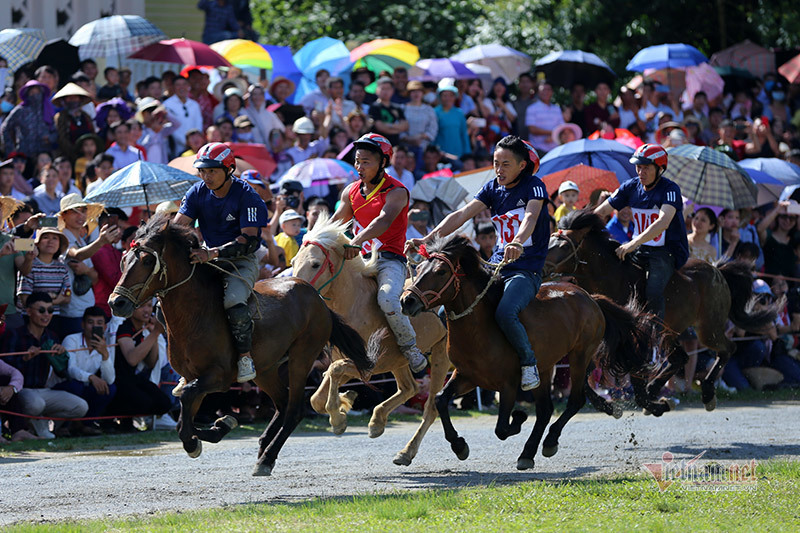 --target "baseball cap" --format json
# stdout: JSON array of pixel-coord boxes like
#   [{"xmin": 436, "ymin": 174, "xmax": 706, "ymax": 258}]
[
  {"xmin": 233, "ymin": 115, "xmax": 254, "ymax": 129},
  {"xmin": 279, "ymin": 179, "xmax": 304, "ymax": 195},
  {"xmin": 558, "ymin": 180, "xmax": 580, "ymax": 195},
  {"xmin": 292, "ymin": 116, "xmax": 315, "ymax": 134},
  {"xmin": 279, "ymin": 209, "xmax": 305, "ymax": 225}
]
